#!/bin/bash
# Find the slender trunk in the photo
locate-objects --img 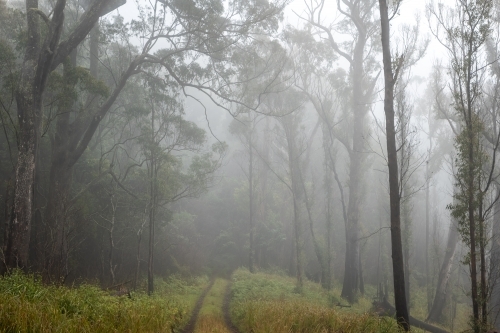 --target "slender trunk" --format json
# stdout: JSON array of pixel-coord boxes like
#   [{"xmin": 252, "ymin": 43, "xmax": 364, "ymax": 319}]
[
  {"xmin": 292, "ymin": 197, "xmax": 303, "ymax": 288},
  {"xmin": 479, "ymin": 200, "xmax": 487, "ymax": 328},
  {"xmin": 134, "ymin": 228, "xmax": 142, "ymax": 289},
  {"xmin": 284, "ymin": 117, "xmax": 303, "ymax": 288},
  {"xmin": 323, "ymin": 122, "xmax": 333, "ymax": 289},
  {"xmin": 108, "ymin": 196, "xmax": 116, "ymax": 286},
  {"xmin": 489, "ymin": 186, "xmax": 500, "ymax": 330},
  {"xmin": 403, "ymin": 220, "xmax": 410, "ymax": 307},
  {"xmin": 379, "ymin": 0, "xmax": 409, "ymax": 330},
  {"xmin": 148, "ymin": 108, "xmax": 155, "ymax": 295},
  {"xmin": 427, "ymin": 213, "xmax": 459, "ymax": 323},
  {"xmin": 249, "ymin": 128, "xmax": 255, "ymax": 273},
  {"xmin": 426, "ymin": 148, "xmax": 432, "ymax": 311}
]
